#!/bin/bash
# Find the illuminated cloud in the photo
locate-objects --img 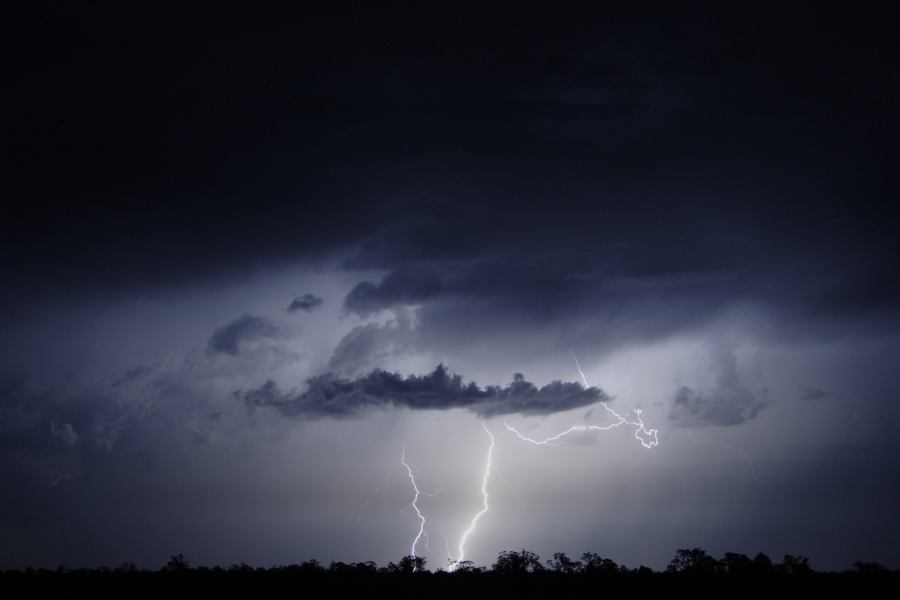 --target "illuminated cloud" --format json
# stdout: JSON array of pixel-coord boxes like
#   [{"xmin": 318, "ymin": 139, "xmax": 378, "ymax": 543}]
[{"xmin": 238, "ymin": 365, "xmax": 608, "ymax": 419}]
